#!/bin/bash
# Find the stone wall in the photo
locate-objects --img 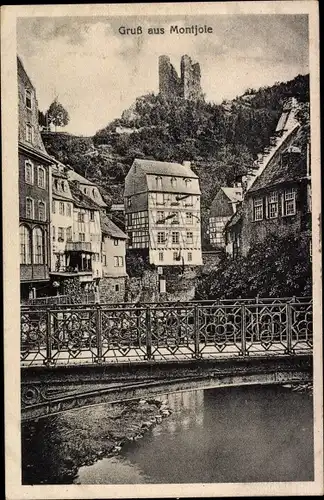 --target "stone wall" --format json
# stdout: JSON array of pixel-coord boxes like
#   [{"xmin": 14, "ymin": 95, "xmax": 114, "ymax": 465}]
[{"xmin": 99, "ymin": 276, "xmax": 126, "ymax": 303}]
